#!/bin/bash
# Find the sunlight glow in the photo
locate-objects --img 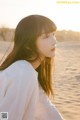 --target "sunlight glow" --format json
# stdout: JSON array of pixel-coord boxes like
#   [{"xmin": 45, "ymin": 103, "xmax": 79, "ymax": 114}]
[{"xmin": 0, "ymin": 0, "xmax": 80, "ymax": 31}]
